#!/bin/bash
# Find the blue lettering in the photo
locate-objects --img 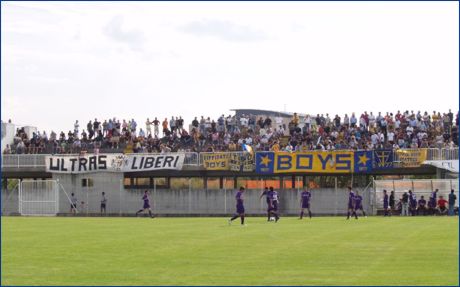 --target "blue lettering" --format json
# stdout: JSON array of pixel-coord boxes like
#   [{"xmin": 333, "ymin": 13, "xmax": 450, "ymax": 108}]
[
  {"xmin": 296, "ymin": 154, "xmax": 313, "ymax": 170},
  {"xmin": 277, "ymin": 155, "xmax": 292, "ymax": 170},
  {"xmin": 317, "ymin": 154, "xmax": 332, "ymax": 170},
  {"xmin": 336, "ymin": 154, "xmax": 351, "ymax": 170}
]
